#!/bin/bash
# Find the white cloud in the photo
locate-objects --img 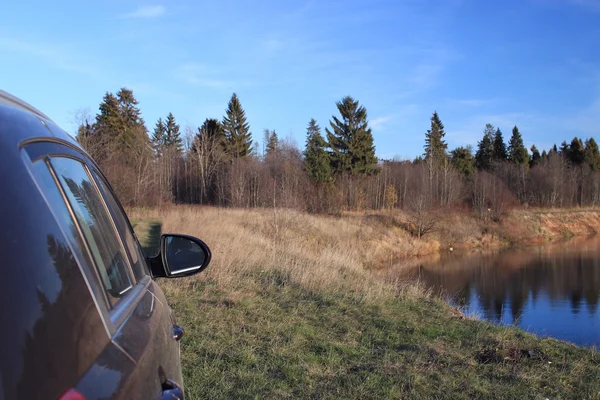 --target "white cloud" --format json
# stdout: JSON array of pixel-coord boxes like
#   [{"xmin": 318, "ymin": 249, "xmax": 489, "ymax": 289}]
[
  {"xmin": 174, "ymin": 63, "xmax": 233, "ymax": 89},
  {"xmin": 449, "ymin": 99, "xmax": 494, "ymax": 108},
  {"xmin": 0, "ymin": 37, "xmax": 96, "ymax": 75},
  {"xmin": 119, "ymin": 5, "xmax": 166, "ymax": 19},
  {"xmin": 370, "ymin": 115, "xmax": 394, "ymax": 130}
]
